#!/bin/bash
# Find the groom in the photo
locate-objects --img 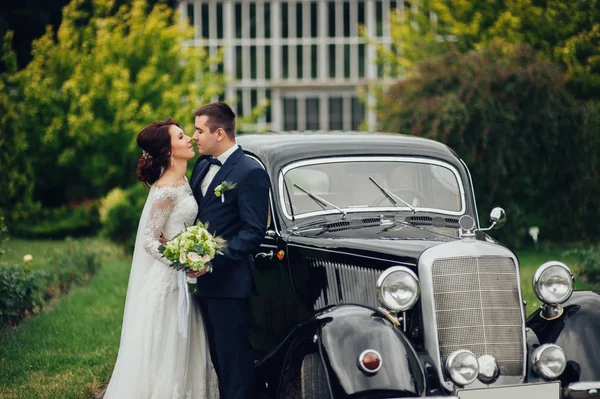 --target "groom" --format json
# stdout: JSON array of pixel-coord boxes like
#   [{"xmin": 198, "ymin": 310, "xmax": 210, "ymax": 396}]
[{"xmin": 188, "ymin": 102, "xmax": 270, "ymax": 399}]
